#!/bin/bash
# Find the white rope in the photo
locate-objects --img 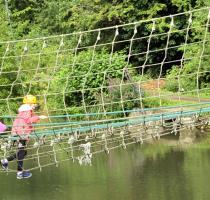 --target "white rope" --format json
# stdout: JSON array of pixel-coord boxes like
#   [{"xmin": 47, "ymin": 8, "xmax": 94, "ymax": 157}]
[
  {"xmin": 139, "ymin": 20, "xmax": 156, "ymax": 109},
  {"xmin": 157, "ymin": 16, "xmax": 174, "ymax": 106},
  {"xmin": 81, "ymin": 30, "xmax": 101, "ymax": 114},
  {"xmin": 0, "ymin": 26, "xmax": 208, "ymax": 62},
  {"xmin": 100, "ymin": 26, "xmax": 119, "ymax": 116},
  {"xmin": 177, "ymin": 12, "xmax": 192, "ymax": 104},
  {"xmin": 0, "ymin": 43, "xmax": 10, "ymax": 75},
  {"xmin": 27, "ymin": 40, "xmax": 45, "ymax": 94},
  {"xmin": 45, "ymin": 36, "xmax": 64, "ymax": 93},
  {"xmin": 0, "ymin": 6, "xmax": 209, "ymax": 44},
  {"xmin": 196, "ymin": 9, "xmax": 210, "ymax": 102},
  {"xmin": 0, "ymin": 117, "xmax": 208, "ymax": 172},
  {"xmin": 62, "ymin": 34, "xmax": 82, "ymax": 121},
  {"xmin": 36, "ymin": 146, "xmax": 42, "ymax": 171},
  {"xmin": 120, "ymin": 25, "xmax": 137, "ymax": 116},
  {"xmin": 0, "ymin": 7, "xmax": 210, "ymax": 172}
]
